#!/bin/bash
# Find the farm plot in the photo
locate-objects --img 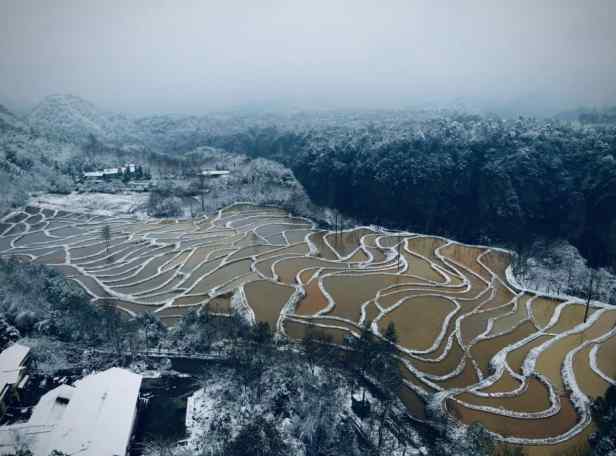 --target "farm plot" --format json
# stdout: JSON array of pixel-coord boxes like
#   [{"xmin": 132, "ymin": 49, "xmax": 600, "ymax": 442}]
[{"xmin": 1, "ymin": 203, "xmax": 614, "ymax": 453}]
